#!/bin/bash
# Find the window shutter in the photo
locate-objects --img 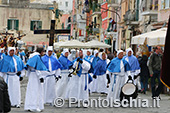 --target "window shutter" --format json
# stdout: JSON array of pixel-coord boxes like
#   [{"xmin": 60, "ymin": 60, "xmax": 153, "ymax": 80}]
[
  {"xmin": 15, "ymin": 20, "xmax": 19, "ymax": 31},
  {"xmin": 30, "ymin": 21, "xmax": 34, "ymax": 30},
  {"xmin": 38, "ymin": 21, "xmax": 42, "ymax": 30},
  {"xmin": 7, "ymin": 19, "xmax": 11, "ymax": 30}
]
